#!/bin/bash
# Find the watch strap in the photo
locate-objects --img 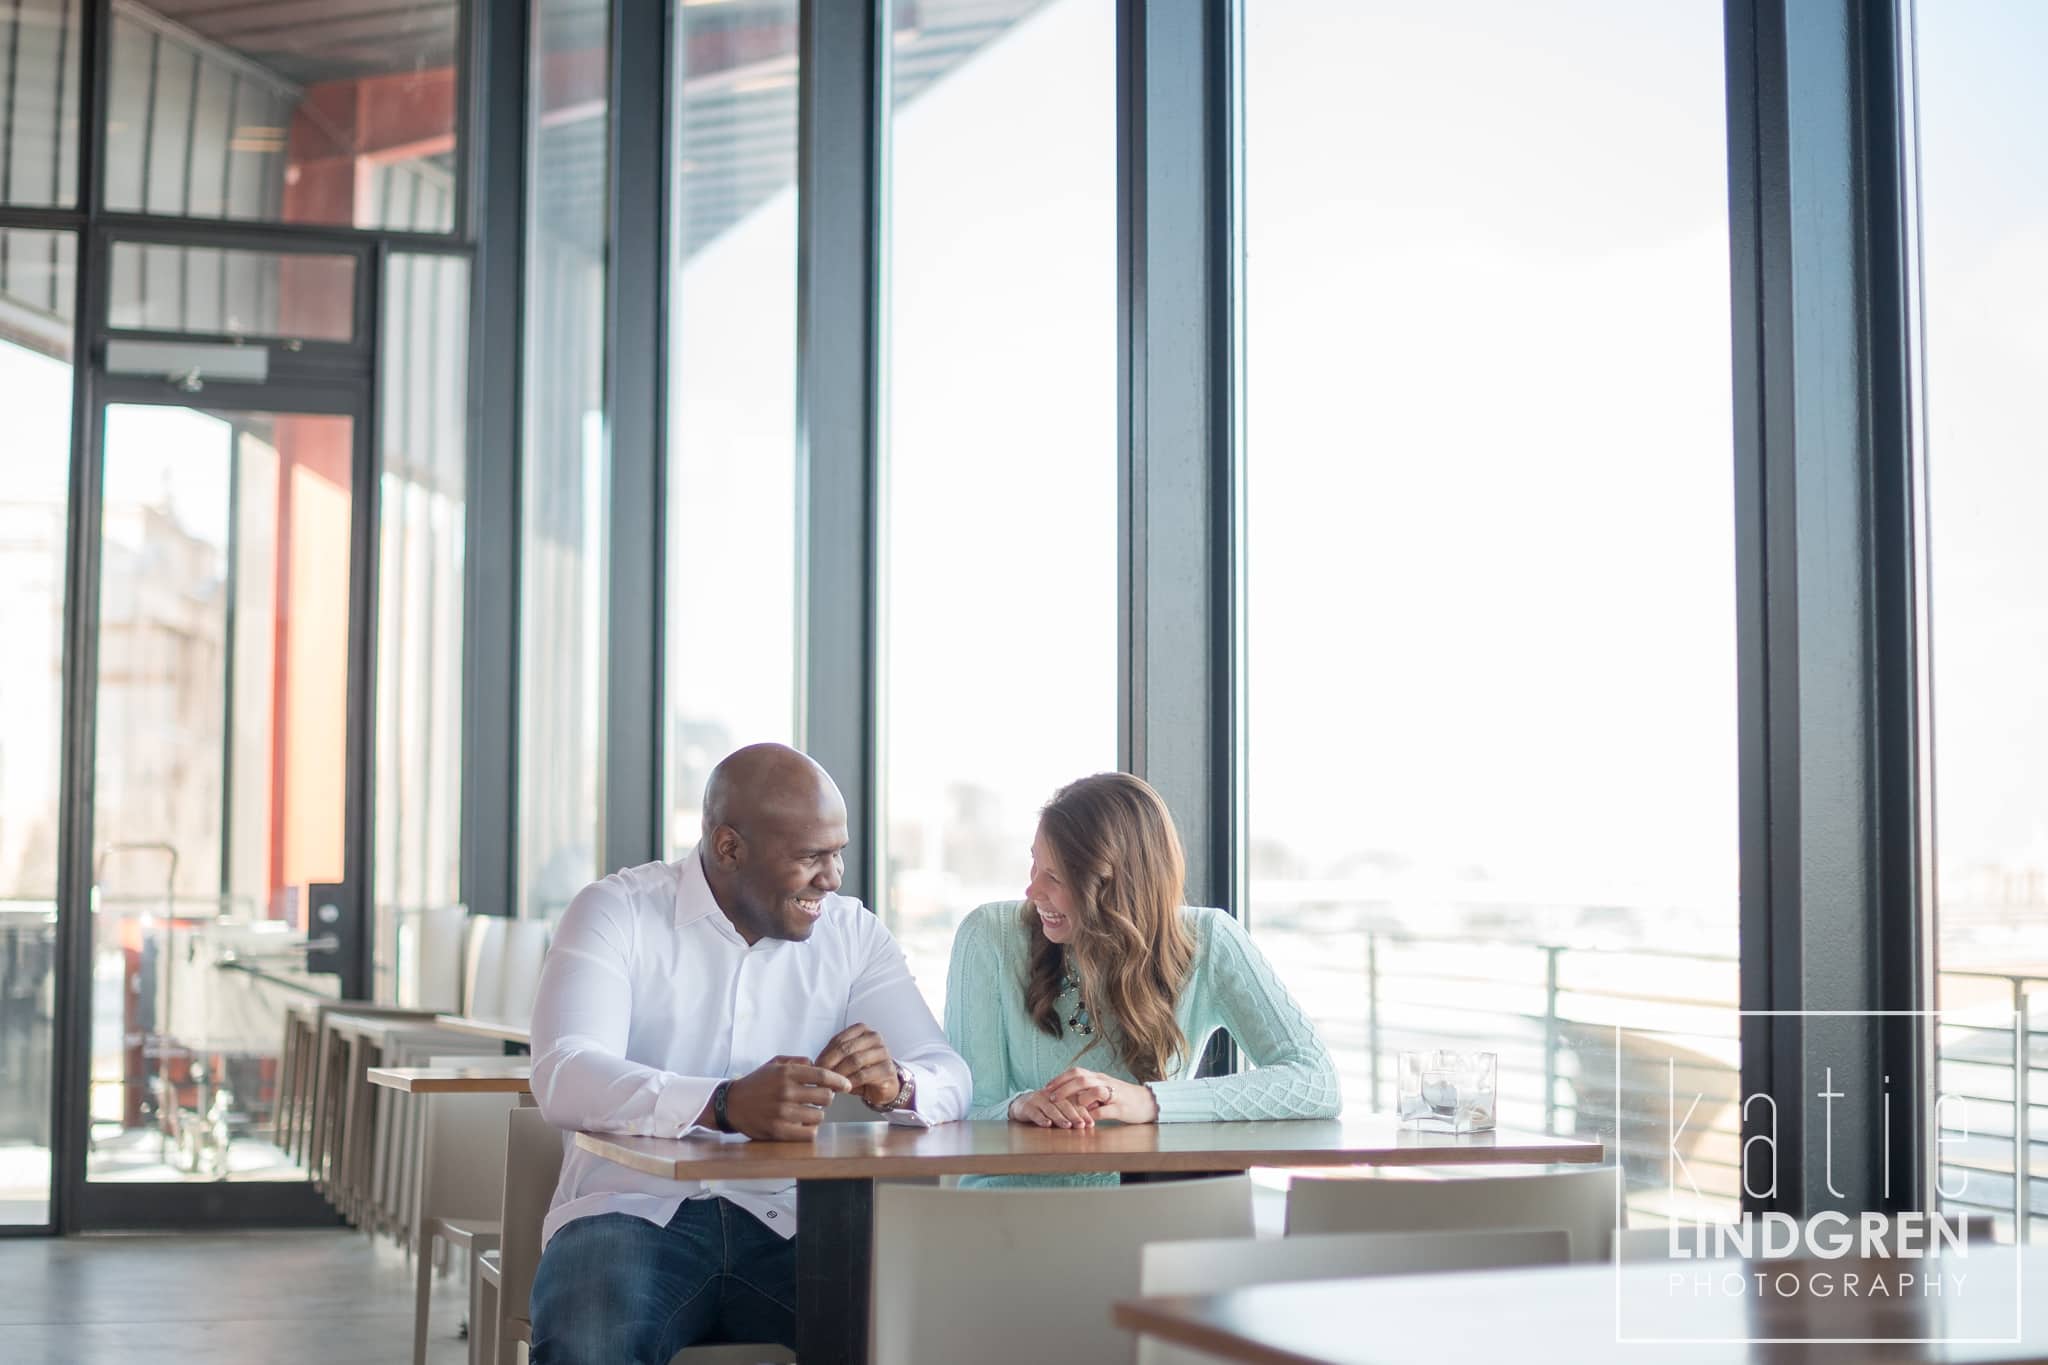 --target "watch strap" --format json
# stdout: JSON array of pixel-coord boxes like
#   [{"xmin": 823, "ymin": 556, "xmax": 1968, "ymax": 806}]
[
  {"xmin": 867, "ymin": 1062, "xmax": 915, "ymax": 1113},
  {"xmin": 710, "ymin": 1080, "xmax": 735, "ymax": 1133}
]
